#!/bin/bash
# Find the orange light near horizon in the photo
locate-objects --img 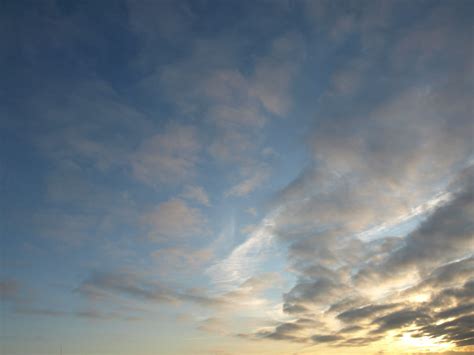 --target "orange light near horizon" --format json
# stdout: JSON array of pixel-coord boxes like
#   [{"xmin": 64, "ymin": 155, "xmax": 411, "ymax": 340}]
[{"xmin": 399, "ymin": 332, "xmax": 453, "ymax": 352}]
